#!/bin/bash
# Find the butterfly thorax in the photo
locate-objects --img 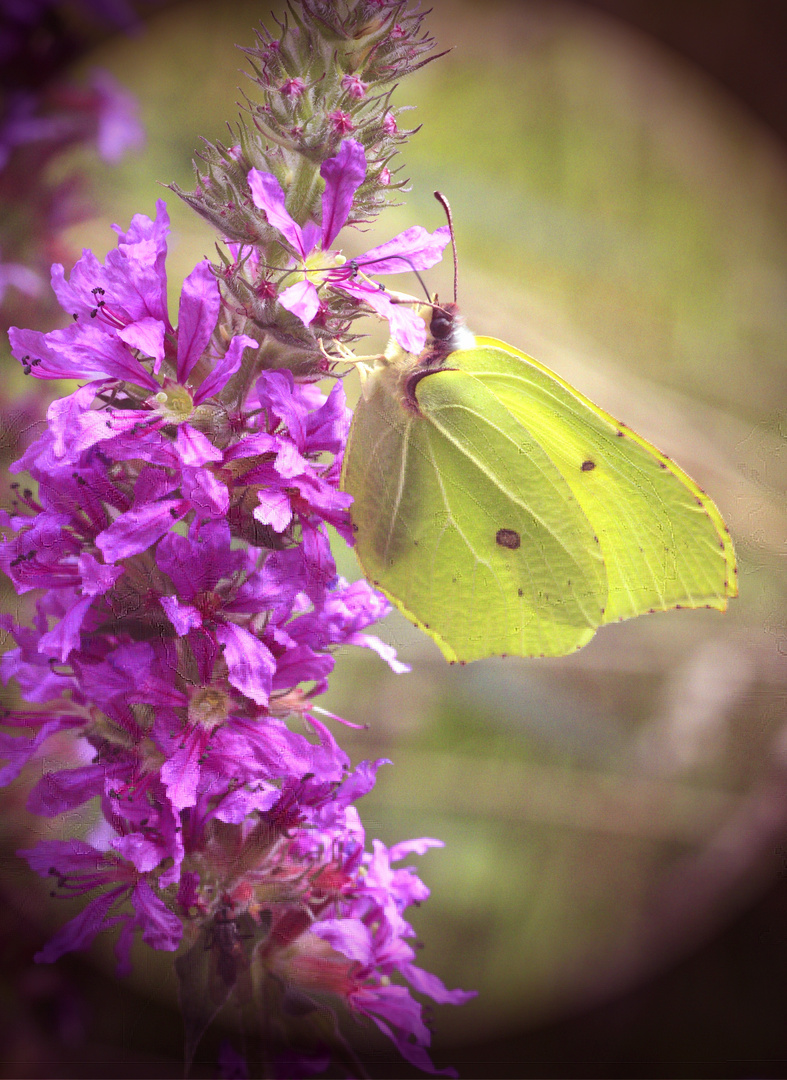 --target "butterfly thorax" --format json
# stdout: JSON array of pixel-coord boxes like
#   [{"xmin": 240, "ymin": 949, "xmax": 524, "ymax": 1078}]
[{"xmin": 375, "ymin": 301, "xmax": 477, "ymax": 415}]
